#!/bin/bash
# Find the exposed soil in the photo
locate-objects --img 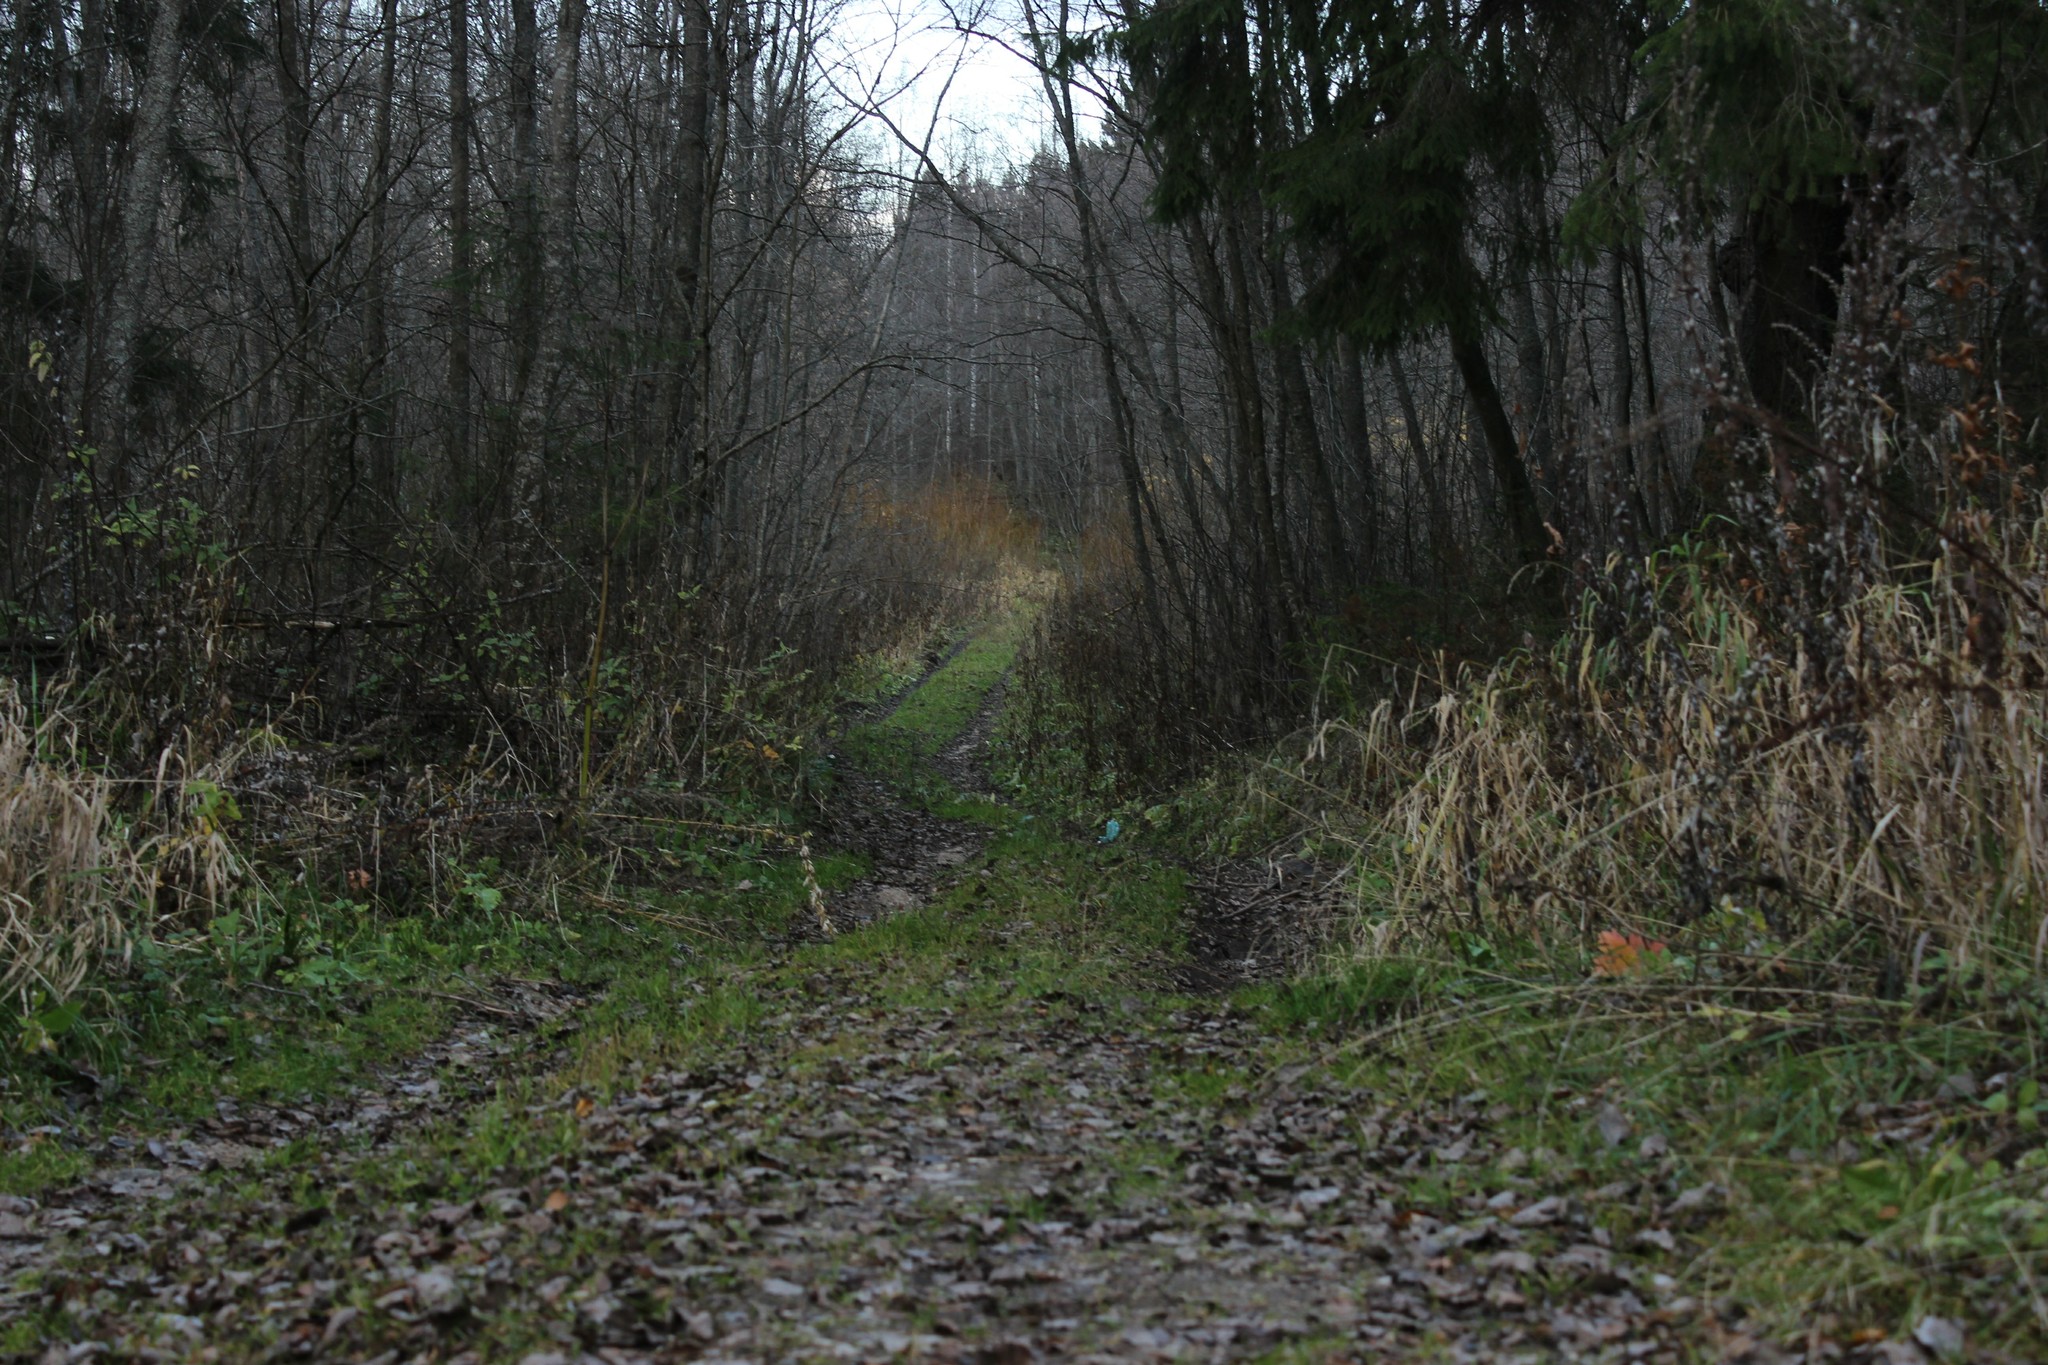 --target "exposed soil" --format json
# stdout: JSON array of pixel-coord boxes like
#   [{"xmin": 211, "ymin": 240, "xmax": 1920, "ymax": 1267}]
[
  {"xmin": 811, "ymin": 769, "xmax": 981, "ymax": 933},
  {"xmin": 809, "ymin": 643, "xmax": 1000, "ymax": 934},
  {"xmin": 931, "ymin": 674, "xmax": 1007, "ymax": 797}
]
